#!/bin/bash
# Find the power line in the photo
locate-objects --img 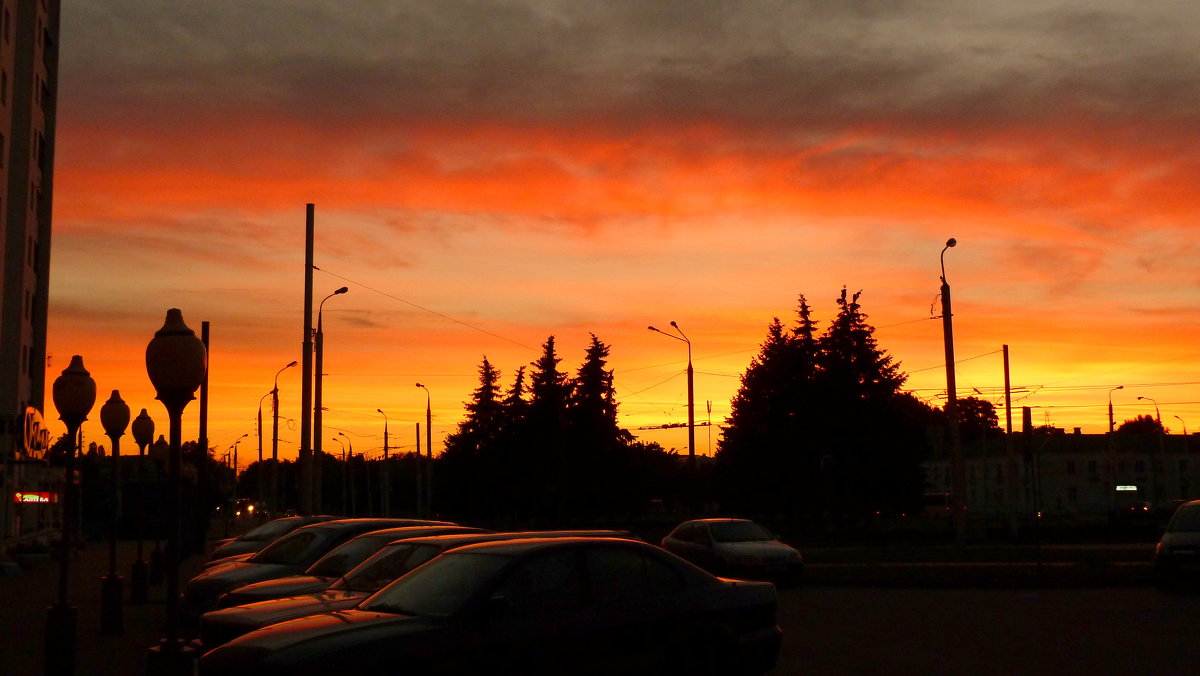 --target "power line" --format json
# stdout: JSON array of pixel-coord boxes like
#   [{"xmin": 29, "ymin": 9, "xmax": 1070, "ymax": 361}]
[{"xmin": 314, "ymin": 265, "xmax": 538, "ymax": 351}]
